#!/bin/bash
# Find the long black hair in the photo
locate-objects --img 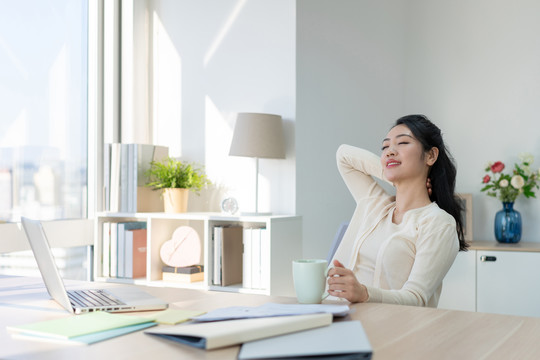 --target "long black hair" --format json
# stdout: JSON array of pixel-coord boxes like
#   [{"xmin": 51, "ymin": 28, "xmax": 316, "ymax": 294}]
[{"xmin": 394, "ymin": 114, "xmax": 468, "ymax": 251}]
